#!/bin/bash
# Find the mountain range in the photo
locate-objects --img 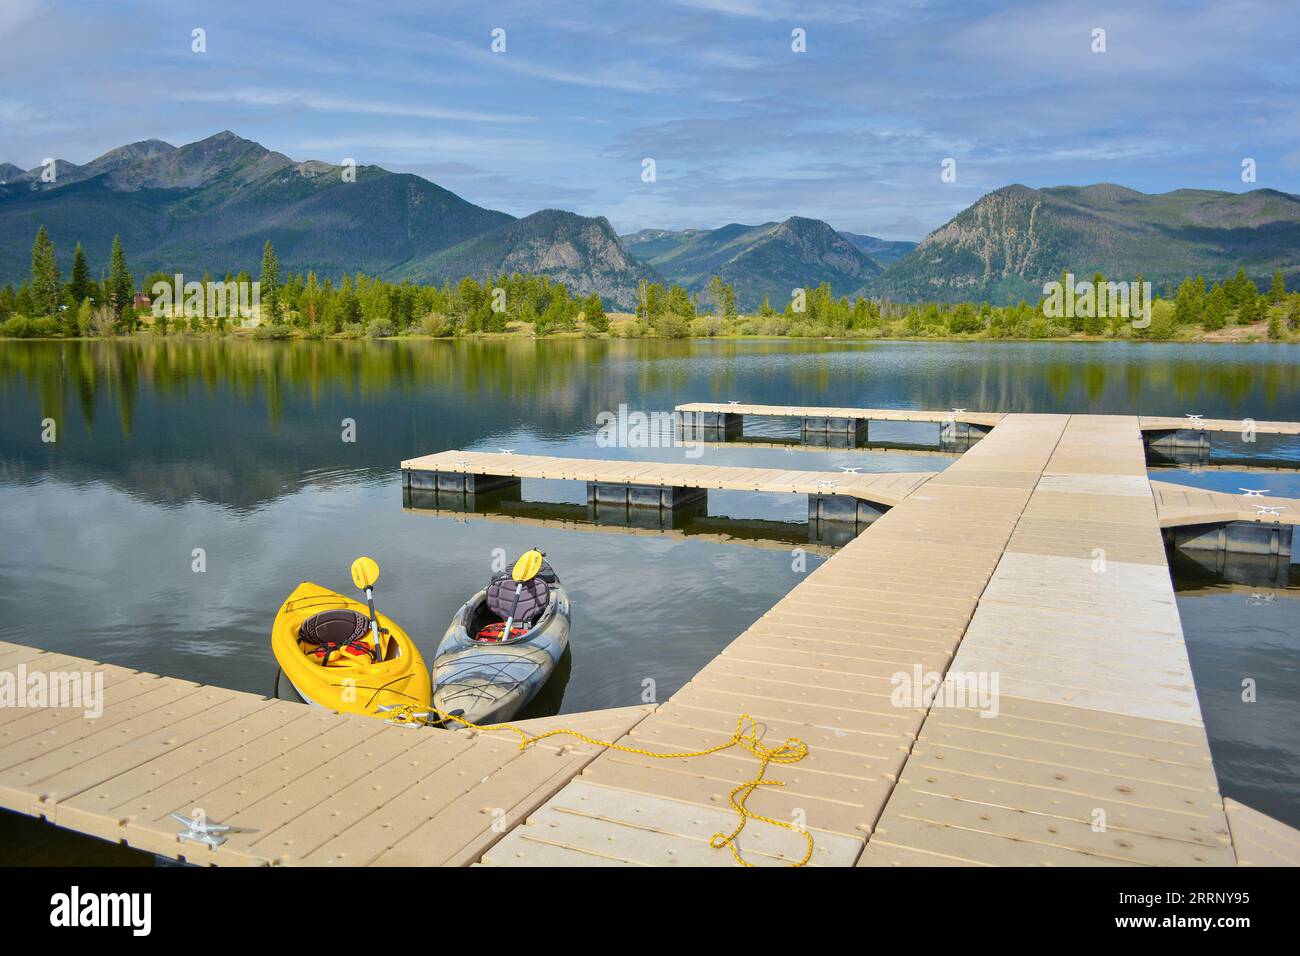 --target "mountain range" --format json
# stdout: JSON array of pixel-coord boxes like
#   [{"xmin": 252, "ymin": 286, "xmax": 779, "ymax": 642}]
[
  {"xmin": 3, "ymin": 132, "xmax": 1298, "ymax": 309},
  {"xmin": 870, "ymin": 183, "xmax": 1300, "ymax": 302},
  {"xmin": 0, "ymin": 132, "xmax": 519, "ymax": 291},
  {"xmin": 621, "ymin": 219, "xmax": 886, "ymax": 310}
]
